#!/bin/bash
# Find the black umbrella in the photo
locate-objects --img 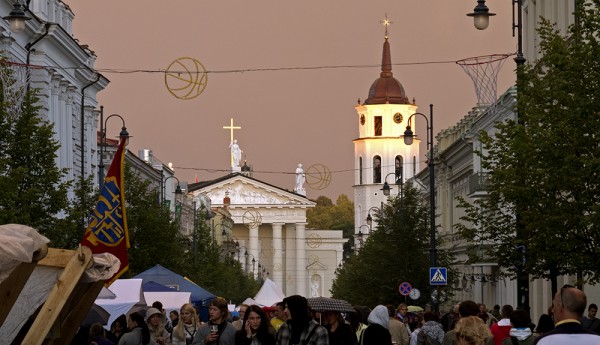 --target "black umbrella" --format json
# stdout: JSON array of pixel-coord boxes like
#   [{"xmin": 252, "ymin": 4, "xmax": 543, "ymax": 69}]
[
  {"xmin": 83, "ymin": 304, "xmax": 110, "ymax": 326},
  {"xmin": 307, "ymin": 297, "xmax": 355, "ymax": 313}
]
